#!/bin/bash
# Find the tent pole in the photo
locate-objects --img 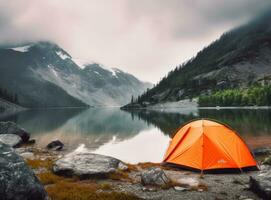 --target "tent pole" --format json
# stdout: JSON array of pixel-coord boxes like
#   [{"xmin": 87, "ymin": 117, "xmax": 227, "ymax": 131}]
[{"xmin": 200, "ymin": 169, "xmax": 204, "ymax": 178}]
